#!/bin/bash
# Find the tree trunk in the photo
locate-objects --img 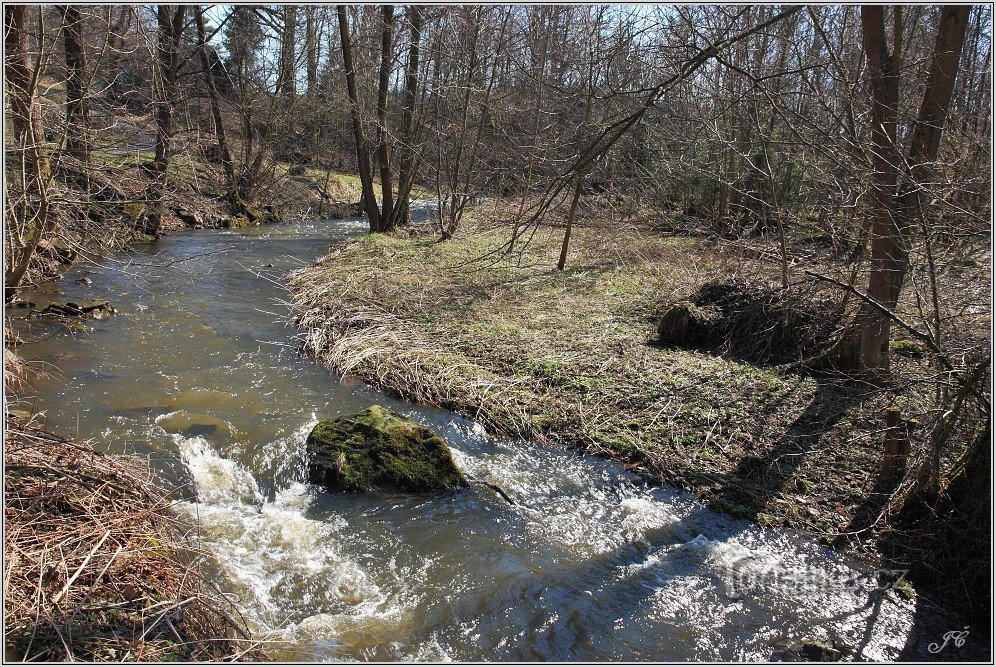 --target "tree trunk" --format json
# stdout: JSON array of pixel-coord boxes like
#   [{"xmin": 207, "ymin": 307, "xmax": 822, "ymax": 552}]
[
  {"xmin": 58, "ymin": 5, "xmax": 90, "ymax": 167},
  {"xmin": 279, "ymin": 5, "xmax": 297, "ymax": 99},
  {"xmin": 390, "ymin": 6, "xmax": 424, "ymax": 229},
  {"xmin": 558, "ymin": 179, "xmax": 583, "ymax": 271},
  {"xmin": 337, "ymin": 5, "xmax": 380, "ymax": 232},
  {"xmin": 376, "ymin": 5, "xmax": 395, "ymax": 230},
  {"xmin": 830, "ymin": 5, "xmax": 969, "ymax": 375},
  {"xmin": 305, "ymin": 6, "xmax": 318, "ymax": 98},
  {"xmin": 148, "ymin": 5, "xmax": 186, "ymax": 235},
  {"xmin": 194, "ymin": 7, "xmax": 234, "ymax": 202},
  {"xmin": 4, "ymin": 5, "xmax": 52, "ymax": 303},
  {"xmin": 850, "ymin": 5, "xmax": 902, "ymax": 372}
]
